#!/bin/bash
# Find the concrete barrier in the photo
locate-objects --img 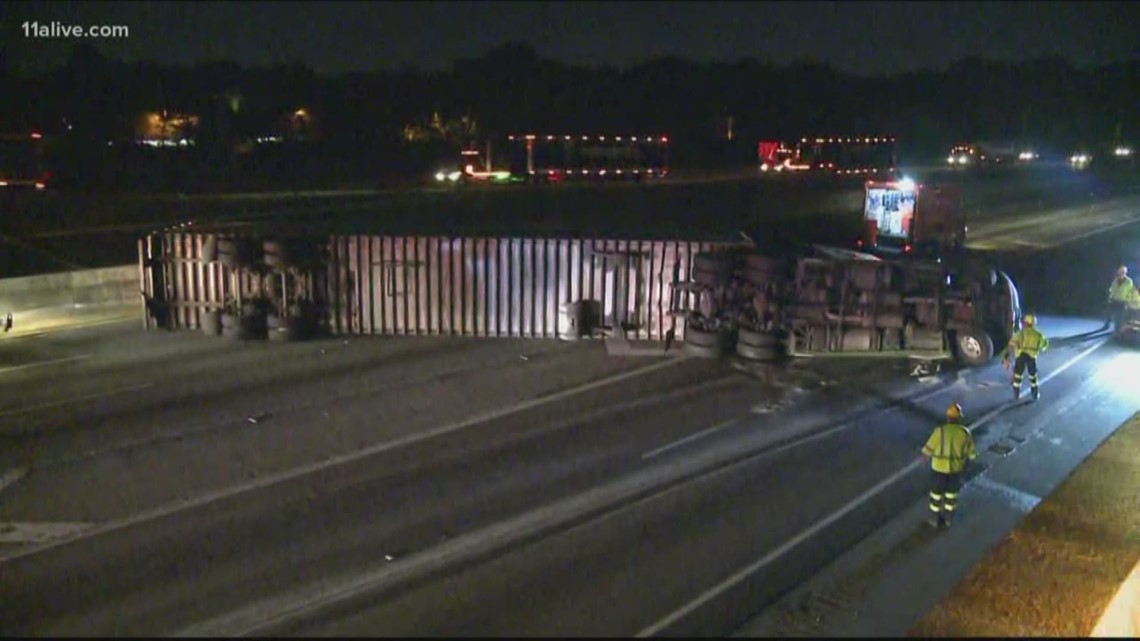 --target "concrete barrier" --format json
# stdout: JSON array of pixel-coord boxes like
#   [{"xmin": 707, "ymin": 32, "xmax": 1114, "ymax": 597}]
[{"xmin": 0, "ymin": 264, "xmax": 139, "ymax": 326}]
